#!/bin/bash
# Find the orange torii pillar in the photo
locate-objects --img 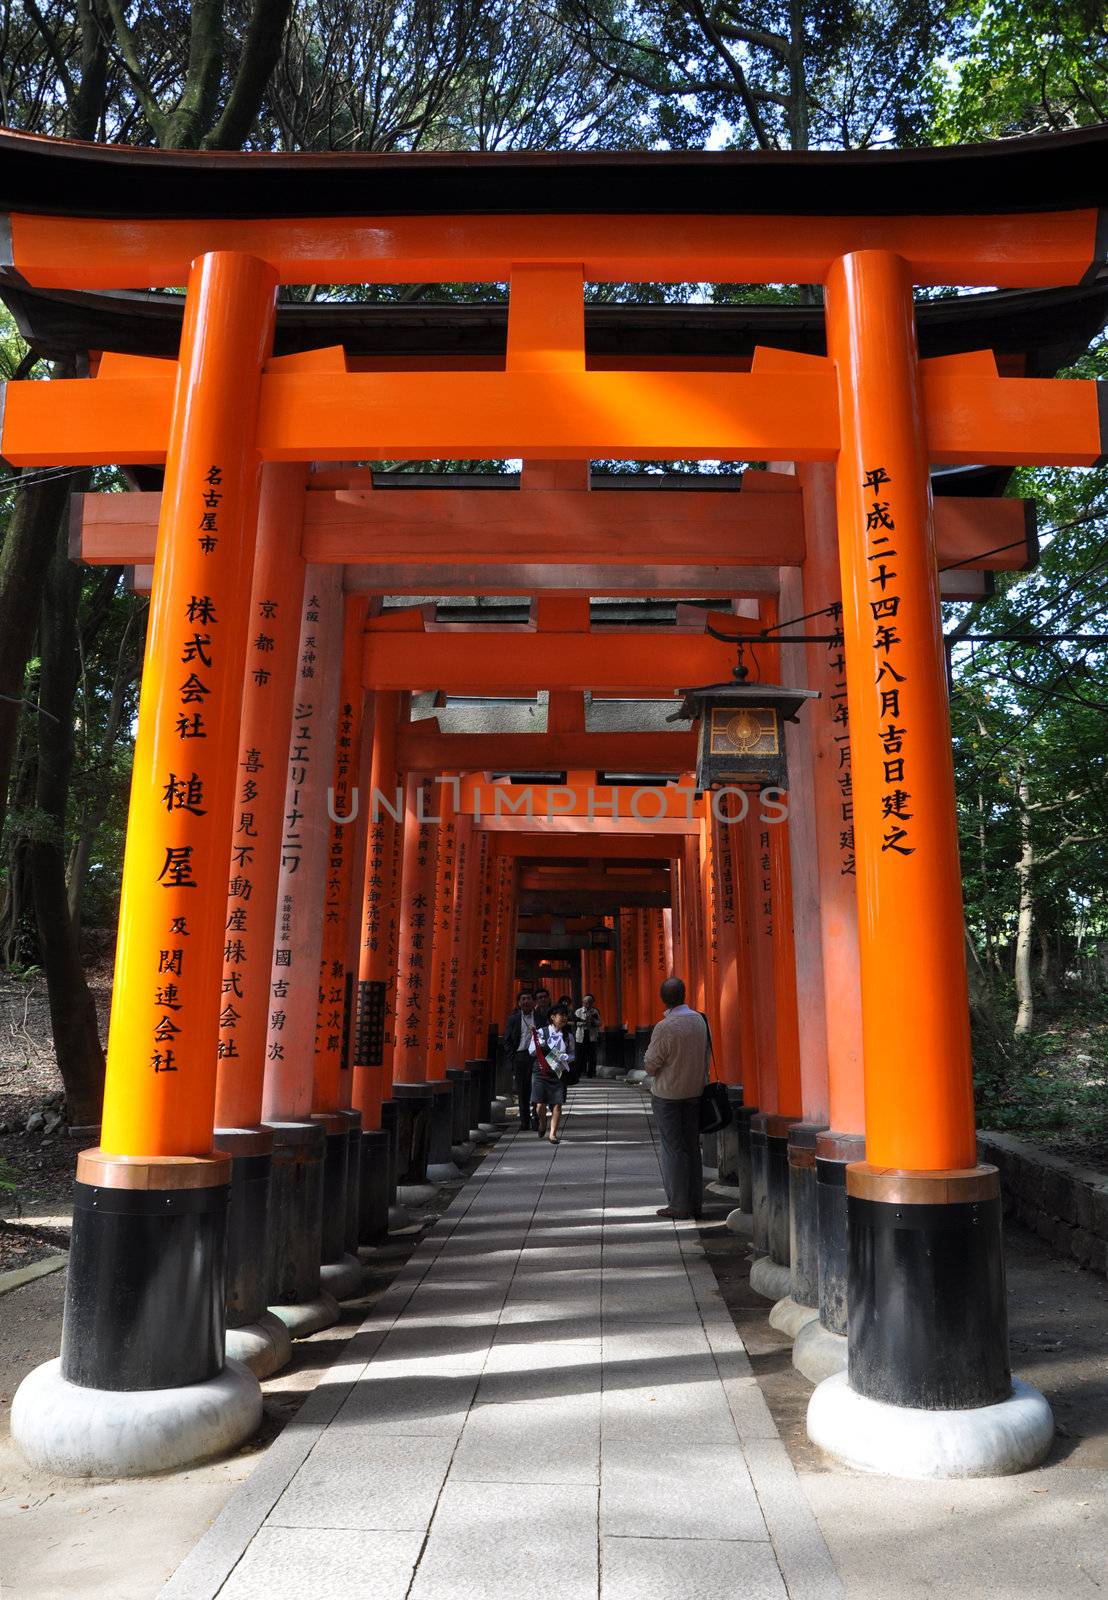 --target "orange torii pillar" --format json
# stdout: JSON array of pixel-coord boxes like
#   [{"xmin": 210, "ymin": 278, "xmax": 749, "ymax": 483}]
[
  {"xmin": 708, "ymin": 799, "xmax": 751, "ymax": 1199},
  {"xmin": 721, "ymin": 796, "xmax": 761, "ymax": 1222},
  {"xmin": 618, "ymin": 907, "xmax": 639, "ymax": 1073},
  {"xmin": 443, "ymin": 810, "xmax": 488, "ymax": 1142},
  {"xmin": 352, "ymin": 691, "xmax": 403, "ymax": 1240},
  {"xmin": 634, "ymin": 908, "xmax": 654, "ymax": 1067},
  {"xmin": 662, "ymin": 907, "xmax": 675, "ymax": 977},
  {"xmin": 390, "ymin": 775, "xmax": 445, "ymax": 1200},
  {"xmin": 807, "ymin": 251, "xmax": 1052, "ymax": 1475},
  {"xmin": 739, "ymin": 807, "xmax": 780, "ymax": 1266},
  {"xmin": 212, "ymin": 462, "xmax": 306, "ymax": 1381},
  {"xmin": 308, "ymin": 594, "xmax": 369, "ymax": 1296},
  {"xmin": 772, "ymin": 545, "xmax": 835, "ymax": 1324},
  {"xmin": 260, "ymin": 567, "xmax": 348, "ymax": 1331},
  {"xmin": 421, "ymin": 780, "xmax": 466, "ymax": 1181},
  {"xmin": 680, "ymin": 836, "xmax": 705, "ymax": 1014},
  {"xmin": 792, "ymin": 461, "xmax": 867, "ymax": 1383},
  {"xmin": 488, "ymin": 853, "xmax": 518, "ymax": 1097},
  {"xmin": 13, "ymin": 253, "xmax": 278, "ymax": 1476}
]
